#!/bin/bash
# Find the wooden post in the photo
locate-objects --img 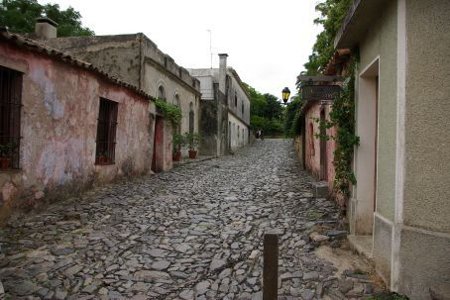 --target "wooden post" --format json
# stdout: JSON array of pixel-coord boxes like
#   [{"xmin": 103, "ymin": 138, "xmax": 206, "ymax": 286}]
[{"xmin": 263, "ymin": 233, "xmax": 278, "ymax": 300}]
